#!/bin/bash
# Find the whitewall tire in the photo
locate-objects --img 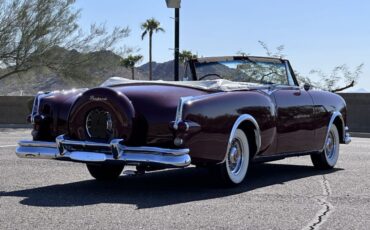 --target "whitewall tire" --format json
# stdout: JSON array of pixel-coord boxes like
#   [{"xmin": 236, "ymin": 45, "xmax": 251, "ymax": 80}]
[
  {"xmin": 311, "ymin": 125, "xmax": 340, "ymax": 169},
  {"xmin": 215, "ymin": 129, "xmax": 250, "ymax": 186}
]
